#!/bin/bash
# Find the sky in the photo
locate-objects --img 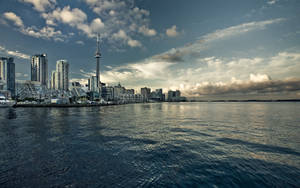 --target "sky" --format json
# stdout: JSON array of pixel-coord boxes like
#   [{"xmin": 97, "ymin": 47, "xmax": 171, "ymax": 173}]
[{"xmin": 0, "ymin": 0, "xmax": 300, "ymax": 99}]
